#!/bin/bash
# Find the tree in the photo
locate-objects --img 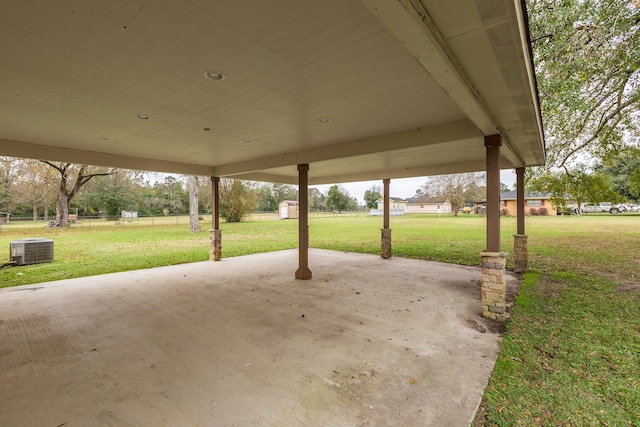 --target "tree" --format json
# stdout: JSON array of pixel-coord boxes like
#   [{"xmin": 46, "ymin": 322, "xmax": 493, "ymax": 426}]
[
  {"xmin": 630, "ymin": 168, "xmax": 640, "ymax": 200},
  {"xmin": 308, "ymin": 187, "xmax": 326, "ymax": 211},
  {"xmin": 413, "ymin": 188, "xmax": 425, "ymax": 199},
  {"xmin": 529, "ymin": 168, "xmax": 621, "ymax": 213},
  {"xmin": 198, "ymin": 177, "xmax": 212, "ymax": 215},
  {"xmin": 152, "ymin": 176, "xmax": 188, "ymax": 215},
  {"xmin": 257, "ymin": 184, "xmax": 278, "ymax": 211},
  {"xmin": 188, "ymin": 175, "xmax": 201, "ymax": 232},
  {"xmin": 78, "ymin": 169, "xmax": 143, "ymax": 216},
  {"xmin": 422, "ymin": 173, "xmax": 483, "ymax": 216},
  {"xmin": 271, "ymin": 183, "xmax": 298, "ymax": 204},
  {"xmin": 0, "ymin": 157, "xmax": 17, "ymax": 213},
  {"xmin": 219, "ymin": 179, "xmax": 257, "ymax": 222},
  {"xmin": 9, "ymin": 159, "xmax": 57, "ymax": 220},
  {"xmin": 326, "ymin": 185, "xmax": 355, "ymax": 211},
  {"xmin": 528, "ymin": 0, "xmax": 640, "ymax": 169},
  {"xmin": 595, "ymin": 147, "xmax": 640, "ymax": 201},
  {"xmin": 41, "ymin": 161, "xmax": 113, "ymax": 226},
  {"xmin": 363, "ymin": 185, "xmax": 382, "ymax": 209},
  {"xmin": 500, "ymin": 182, "xmax": 511, "ymax": 193}
]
